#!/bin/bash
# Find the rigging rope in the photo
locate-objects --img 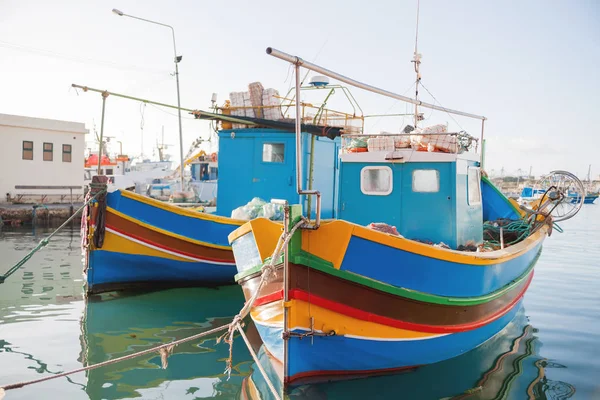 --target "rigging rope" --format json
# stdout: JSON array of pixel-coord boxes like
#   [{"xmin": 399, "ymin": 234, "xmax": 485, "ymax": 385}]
[
  {"xmin": 1, "ymin": 215, "xmax": 305, "ymax": 400},
  {"xmin": 0, "ymin": 187, "xmax": 107, "ymax": 284}
]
